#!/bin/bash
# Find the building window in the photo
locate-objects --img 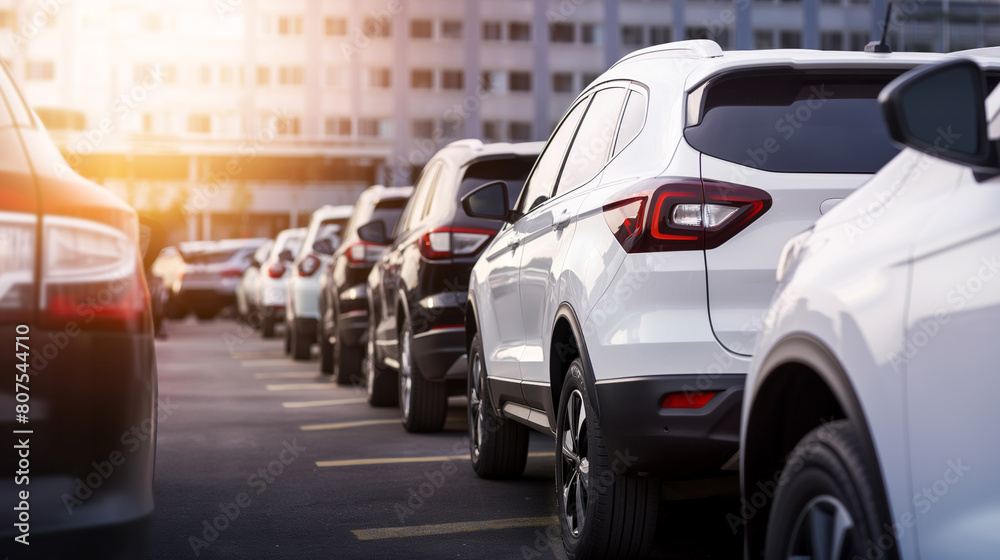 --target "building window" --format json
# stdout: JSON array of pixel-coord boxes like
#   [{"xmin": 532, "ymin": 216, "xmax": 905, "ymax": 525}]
[
  {"xmin": 551, "ymin": 23, "xmax": 574, "ymax": 43},
  {"xmin": 754, "ymin": 30, "xmax": 774, "ymax": 49},
  {"xmin": 363, "ymin": 17, "xmax": 391, "ymax": 37},
  {"xmin": 687, "ymin": 26, "xmax": 728, "ymax": 49},
  {"xmin": 442, "ymin": 118, "xmax": 461, "ymax": 138},
  {"xmin": 199, "ymin": 66, "xmax": 212, "ymax": 85},
  {"xmin": 411, "ymin": 19, "xmax": 433, "ymax": 39},
  {"xmin": 369, "ymin": 68, "xmax": 391, "ymax": 88},
  {"xmin": 141, "ymin": 14, "xmax": 163, "ymax": 32},
  {"xmin": 326, "ymin": 67, "xmax": 347, "ymax": 87},
  {"xmin": 278, "ymin": 16, "xmax": 304, "ymax": 35},
  {"xmin": 508, "ymin": 22, "xmax": 531, "ymax": 42},
  {"xmin": 276, "ymin": 116, "xmax": 300, "ymax": 135},
  {"xmin": 142, "ymin": 113, "xmax": 153, "ymax": 132},
  {"xmin": 411, "ymin": 69, "xmax": 434, "ymax": 89},
  {"xmin": 582, "ymin": 73, "xmax": 600, "ymax": 87},
  {"xmin": 582, "ymin": 23, "xmax": 602, "ymax": 45},
  {"xmin": 509, "ymin": 71, "xmax": 531, "ymax": 92},
  {"xmin": 779, "ymin": 30, "xmax": 802, "ymax": 48},
  {"xmin": 220, "ymin": 66, "xmax": 235, "ymax": 85},
  {"xmin": 483, "ymin": 121, "xmax": 501, "ymax": 142},
  {"xmin": 162, "ymin": 65, "xmax": 178, "ymax": 84},
  {"xmin": 508, "ymin": 121, "xmax": 531, "ymax": 142},
  {"xmin": 26, "ymin": 60, "xmax": 55, "ymax": 81},
  {"xmin": 442, "ymin": 20, "xmax": 463, "ymax": 39},
  {"xmin": 621, "ymin": 25, "xmax": 644, "ymax": 46},
  {"xmin": 358, "ymin": 118, "xmax": 379, "ymax": 138},
  {"xmin": 483, "ymin": 21, "xmax": 502, "ymax": 41},
  {"xmin": 850, "ymin": 32, "xmax": 870, "ymax": 50},
  {"xmin": 820, "ymin": 31, "xmax": 844, "ymax": 50},
  {"xmin": 325, "ymin": 17, "xmax": 346, "ymax": 36},
  {"xmin": 0, "ymin": 11, "xmax": 13, "ymax": 29},
  {"xmin": 188, "ymin": 114, "xmax": 211, "ymax": 134},
  {"xmin": 650, "ymin": 26, "xmax": 671, "ymax": 45},
  {"xmin": 412, "ymin": 119, "xmax": 435, "ymax": 139},
  {"xmin": 553, "ymin": 72, "xmax": 574, "ymax": 93},
  {"xmin": 326, "ymin": 117, "xmax": 351, "ymax": 136},
  {"xmin": 279, "ymin": 66, "xmax": 304, "ymax": 85},
  {"xmin": 442, "ymin": 70, "xmax": 464, "ymax": 90},
  {"xmin": 482, "ymin": 71, "xmax": 504, "ymax": 93}
]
